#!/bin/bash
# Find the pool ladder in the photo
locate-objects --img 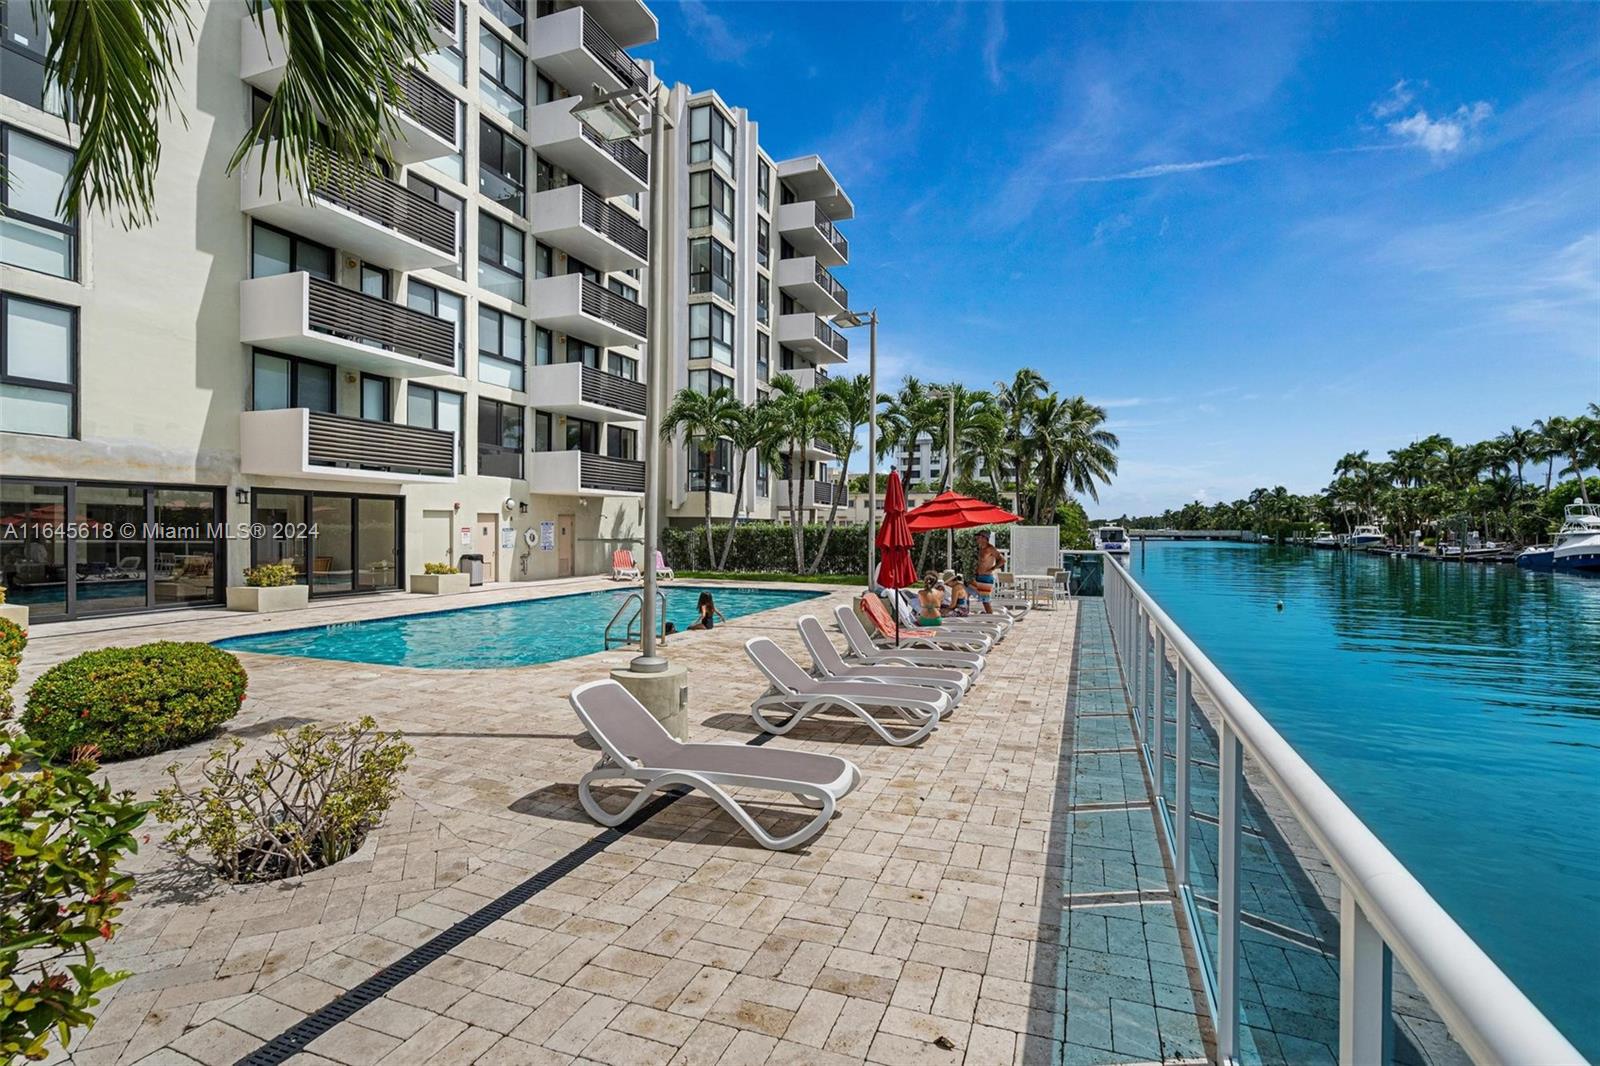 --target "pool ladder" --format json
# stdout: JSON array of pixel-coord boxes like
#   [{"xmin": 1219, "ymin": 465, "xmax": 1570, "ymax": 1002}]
[{"xmin": 603, "ymin": 590, "xmax": 667, "ymax": 650}]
